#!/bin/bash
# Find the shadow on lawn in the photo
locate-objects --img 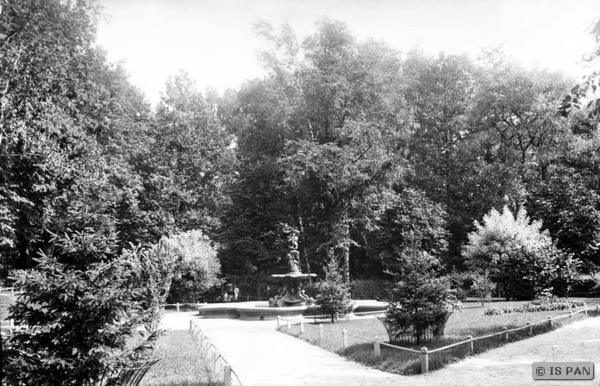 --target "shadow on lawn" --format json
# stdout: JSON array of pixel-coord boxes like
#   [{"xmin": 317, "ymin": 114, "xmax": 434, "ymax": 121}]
[
  {"xmin": 341, "ymin": 309, "xmax": 600, "ymax": 375},
  {"xmin": 281, "ymin": 303, "xmax": 600, "ymax": 376}
]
